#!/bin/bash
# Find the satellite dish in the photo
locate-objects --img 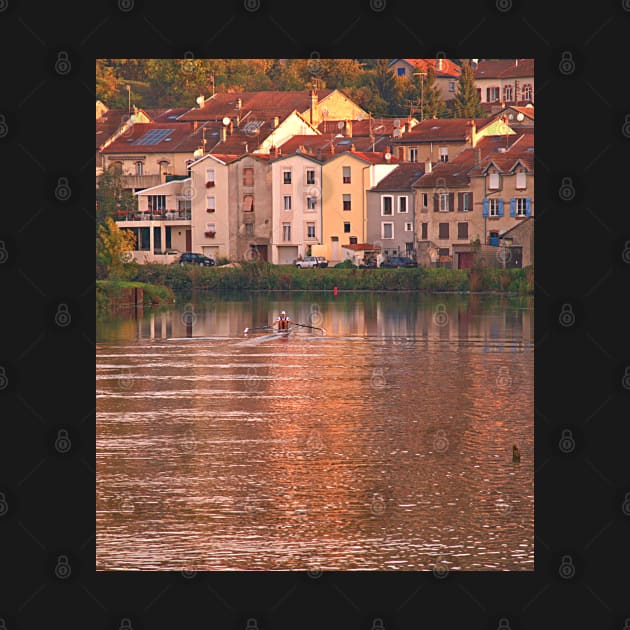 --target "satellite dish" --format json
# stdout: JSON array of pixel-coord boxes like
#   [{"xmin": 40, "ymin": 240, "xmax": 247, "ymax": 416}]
[
  {"xmin": 393, "ymin": 128, "xmax": 401, "ymax": 137},
  {"xmin": 357, "ymin": 113, "xmax": 364, "ymax": 121},
  {"xmin": 384, "ymin": 152, "xmax": 392, "ymax": 160},
  {"xmin": 337, "ymin": 121, "xmax": 345, "ymax": 129},
  {"xmin": 394, "ymin": 119, "xmax": 401, "ymax": 128},
  {"xmin": 196, "ymin": 96, "xmax": 204, "ymax": 106},
  {"xmin": 222, "ymin": 117, "xmax": 231, "ymax": 126},
  {"xmin": 516, "ymin": 112, "xmax": 525, "ymax": 121}
]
